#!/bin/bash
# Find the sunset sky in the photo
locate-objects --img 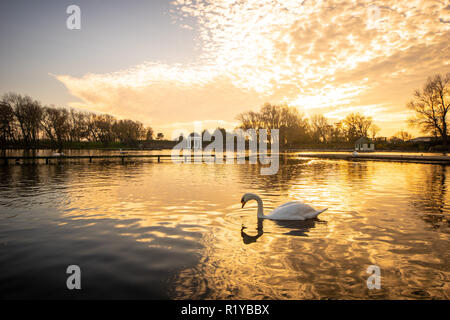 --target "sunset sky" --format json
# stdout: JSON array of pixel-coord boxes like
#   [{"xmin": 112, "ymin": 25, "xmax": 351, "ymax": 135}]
[{"xmin": 1, "ymin": 0, "xmax": 449, "ymax": 137}]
